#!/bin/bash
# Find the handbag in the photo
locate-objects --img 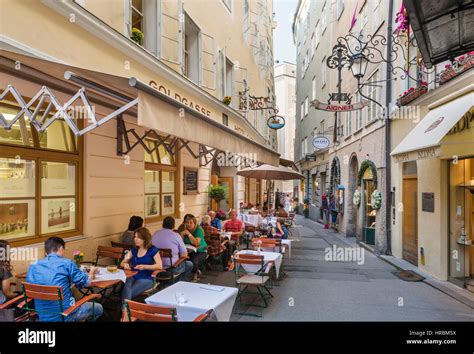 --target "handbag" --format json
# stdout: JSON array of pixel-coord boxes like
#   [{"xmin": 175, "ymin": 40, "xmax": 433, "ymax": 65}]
[{"xmin": 0, "ymin": 308, "xmax": 15, "ymax": 322}]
